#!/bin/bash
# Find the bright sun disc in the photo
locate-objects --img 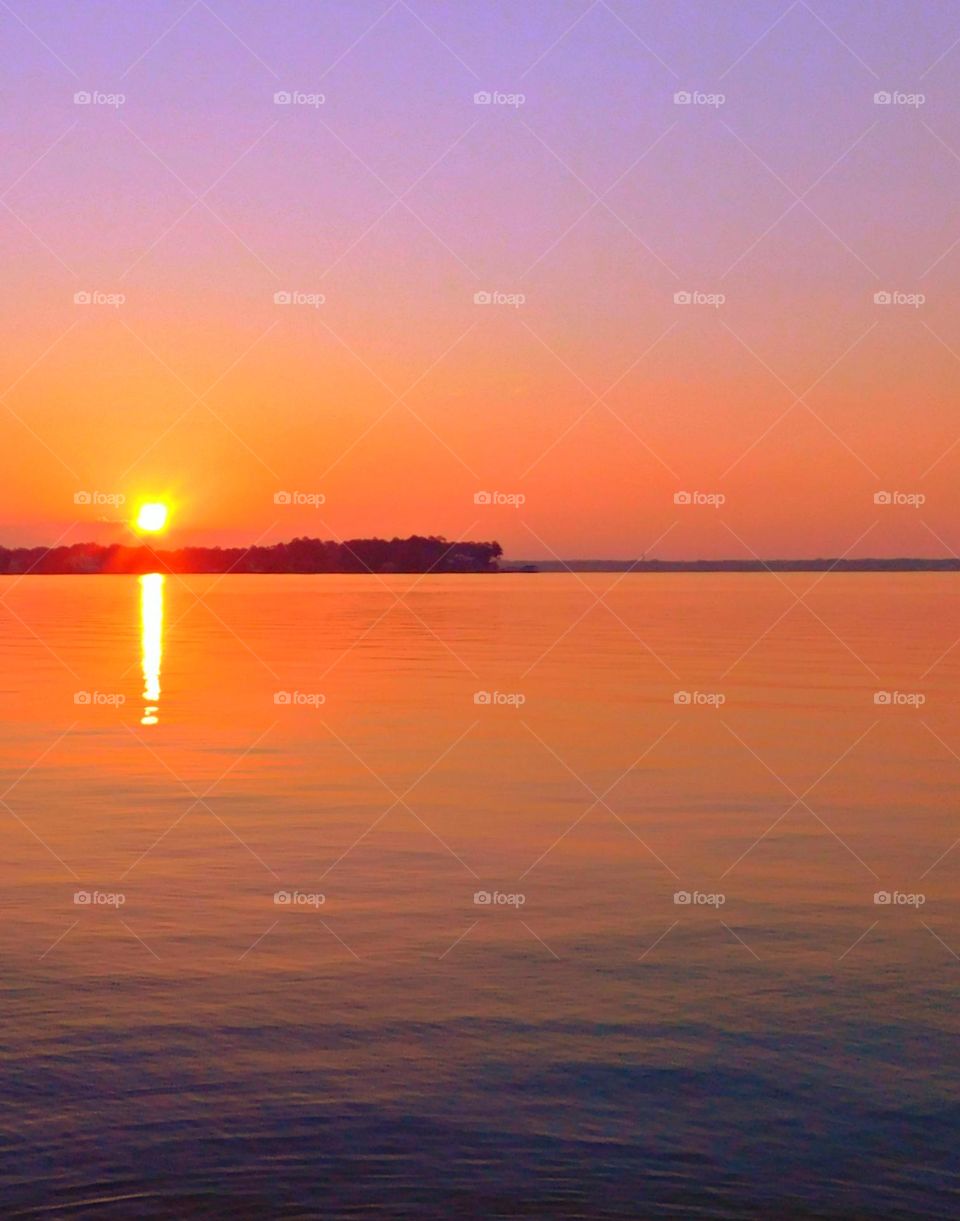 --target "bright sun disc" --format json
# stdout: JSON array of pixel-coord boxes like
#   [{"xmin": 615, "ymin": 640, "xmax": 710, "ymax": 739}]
[{"xmin": 136, "ymin": 502, "xmax": 169, "ymax": 533}]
